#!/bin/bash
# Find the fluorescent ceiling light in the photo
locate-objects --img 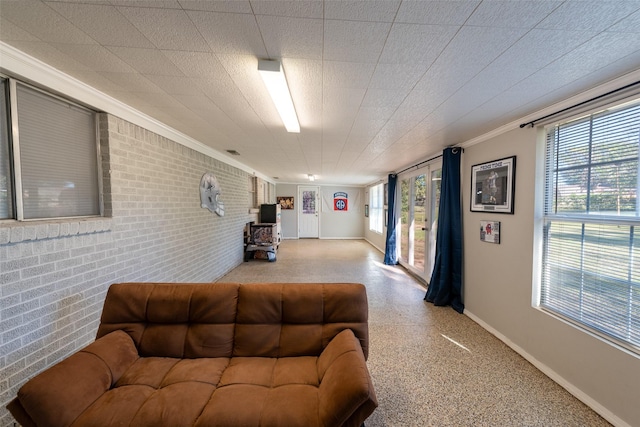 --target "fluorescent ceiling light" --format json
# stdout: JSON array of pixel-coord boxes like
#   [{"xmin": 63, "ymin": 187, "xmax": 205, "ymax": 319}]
[{"xmin": 258, "ymin": 59, "xmax": 300, "ymax": 133}]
